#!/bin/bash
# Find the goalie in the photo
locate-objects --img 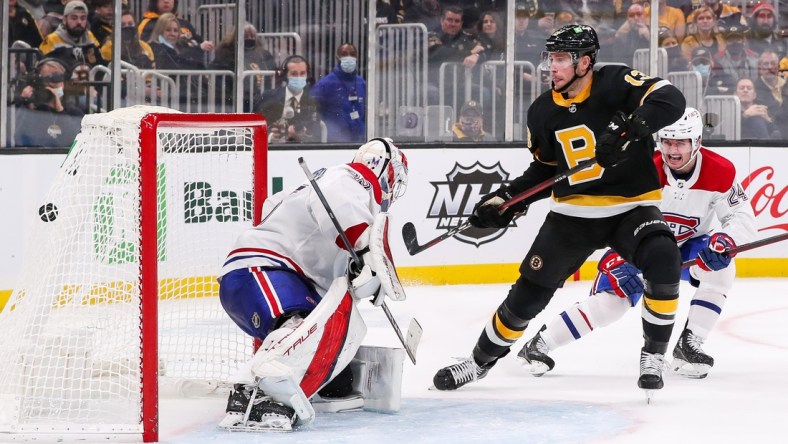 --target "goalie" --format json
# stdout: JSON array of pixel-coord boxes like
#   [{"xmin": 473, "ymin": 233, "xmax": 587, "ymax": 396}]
[{"xmin": 217, "ymin": 138, "xmax": 409, "ymax": 431}]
